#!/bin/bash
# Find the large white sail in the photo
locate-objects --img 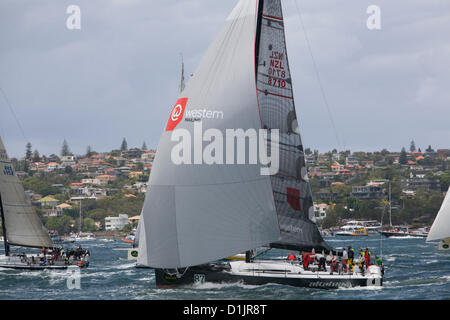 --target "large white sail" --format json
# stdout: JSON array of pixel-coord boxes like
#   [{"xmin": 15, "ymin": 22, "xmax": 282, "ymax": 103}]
[
  {"xmin": 0, "ymin": 137, "xmax": 53, "ymax": 249},
  {"xmin": 427, "ymin": 187, "xmax": 450, "ymax": 242},
  {"xmin": 138, "ymin": 0, "xmax": 281, "ymax": 269}
]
